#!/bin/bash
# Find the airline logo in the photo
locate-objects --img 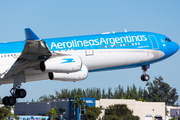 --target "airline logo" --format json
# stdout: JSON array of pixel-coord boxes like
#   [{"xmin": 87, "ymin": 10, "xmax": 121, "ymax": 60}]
[
  {"xmin": 51, "ymin": 35, "xmax": 147, "ymax": 49},
  {"xmin": 60, "ymin": 58, "xmax": 75, "ymax": 64}
]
